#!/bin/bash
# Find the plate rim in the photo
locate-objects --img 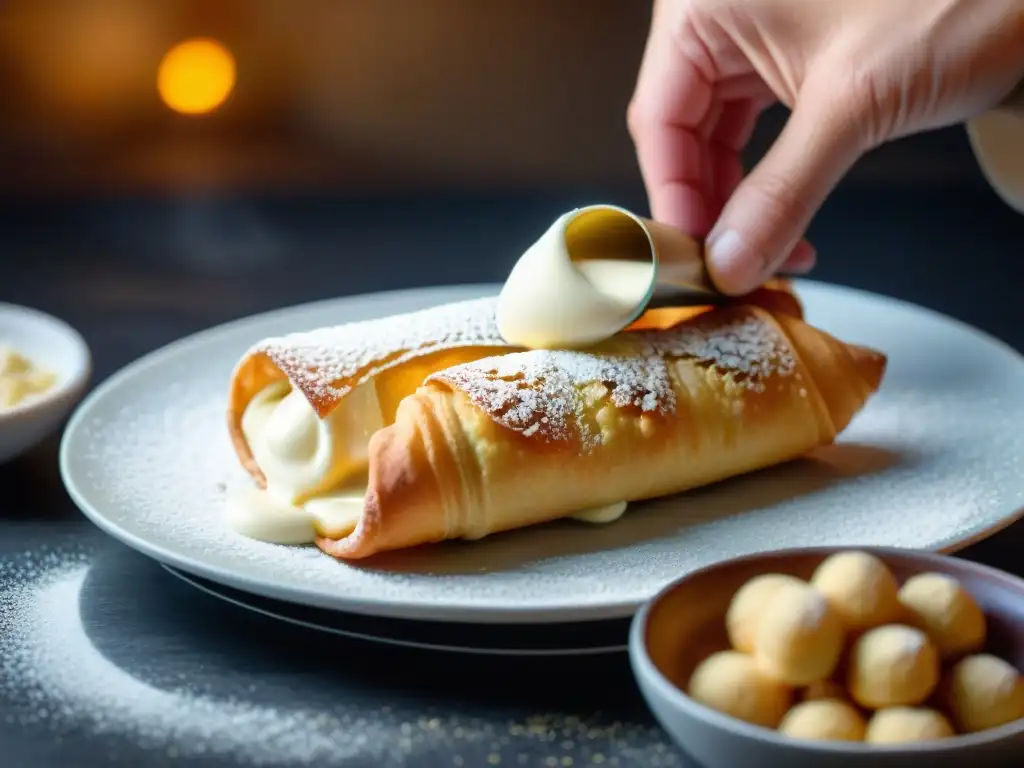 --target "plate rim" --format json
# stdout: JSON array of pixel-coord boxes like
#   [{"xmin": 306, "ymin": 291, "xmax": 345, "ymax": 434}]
[
  {"xmin": 59, "ymin": 279, "xmax": 1024, "ymax": 624},
  {"xmin": 160, "ymin": 565, "xmax": 630, "ymax": 656}
]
